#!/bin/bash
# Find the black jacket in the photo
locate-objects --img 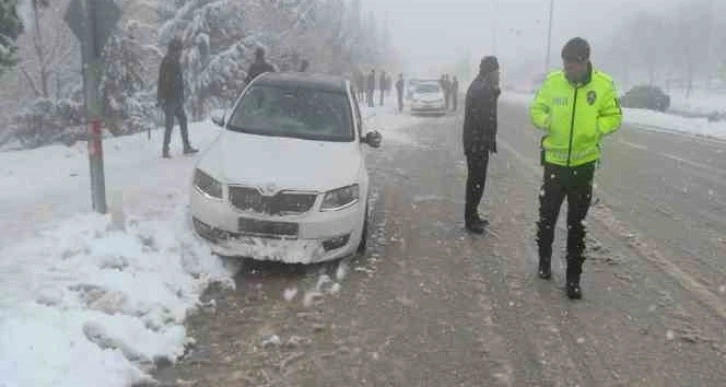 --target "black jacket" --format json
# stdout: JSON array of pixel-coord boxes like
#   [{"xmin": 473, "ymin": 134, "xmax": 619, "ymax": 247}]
[
  {"xmin": 245, "ymin": 59, "xmax": 275, "ymax": 84},
  {"xmin": 463, "ymin": 74, "xmax": 500, "ymax": 155},
  {"xmin": 157, "ymin": 55, "xmax": 184, "ymax": 105}
]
